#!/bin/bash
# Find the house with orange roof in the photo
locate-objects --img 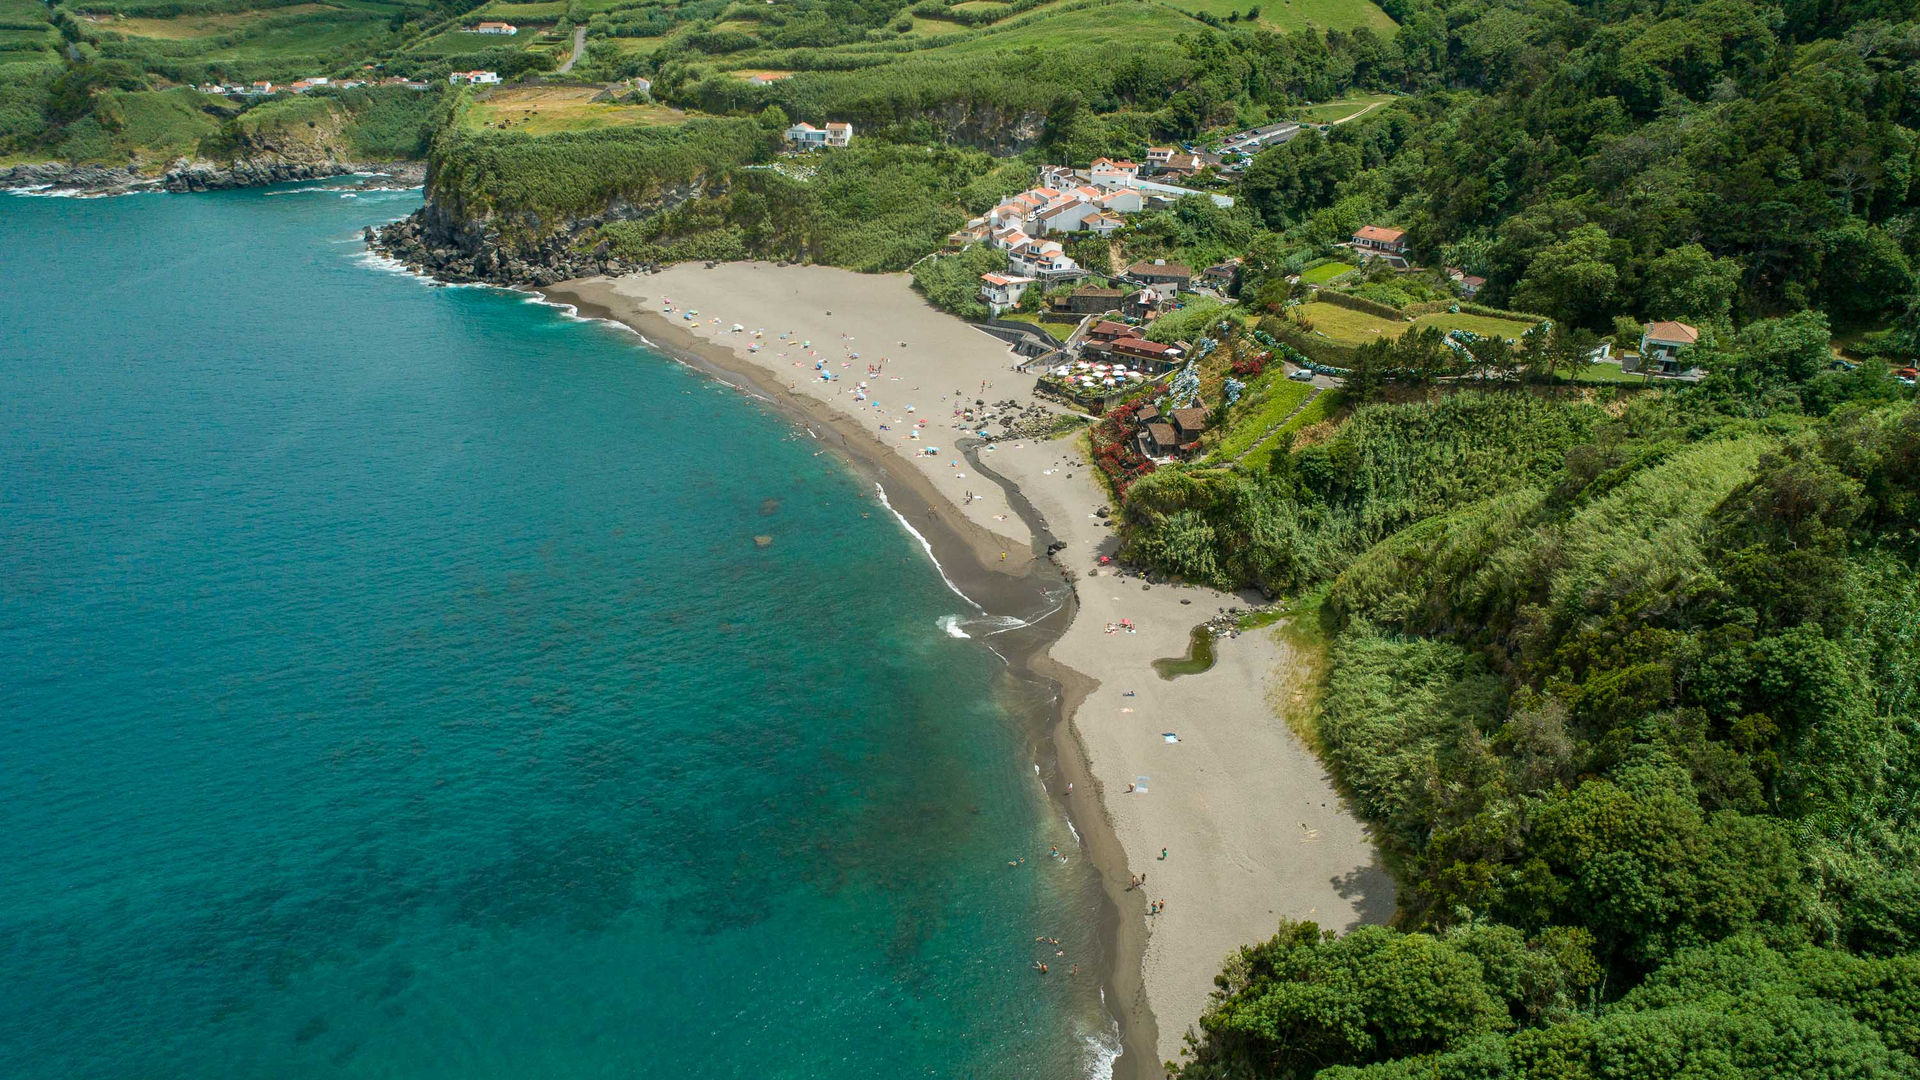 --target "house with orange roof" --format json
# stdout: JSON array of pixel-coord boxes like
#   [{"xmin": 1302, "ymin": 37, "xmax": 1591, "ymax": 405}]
[
  {"xmin": 1146, "ymin": 146, "xmax": 1175, "ymax": 166},
  {"xmin": 979, "ymin": 272, "xmax": 1038, "ymax": 314},
  {"xmin": 1638, "ymin": 320, "xmax": 1700, "ymax": 373},
  {"xmin": 466, "ymin": 20, "xmax": 518, "ymax": 33}
]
